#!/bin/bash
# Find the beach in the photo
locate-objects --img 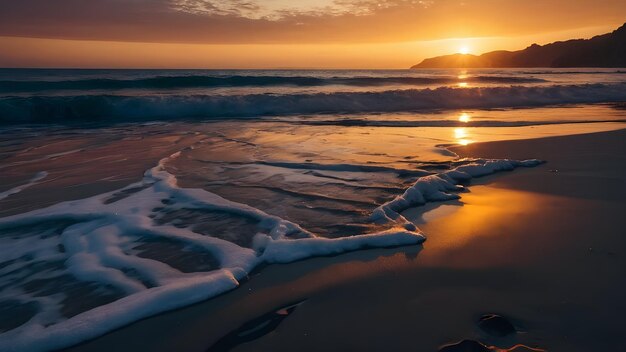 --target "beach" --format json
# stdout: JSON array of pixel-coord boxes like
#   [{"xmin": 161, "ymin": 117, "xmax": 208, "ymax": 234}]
[
  {"xmin": 2, "ymin": 5, "xmax": 626, "ymax": 351},
  {"xmin": 62, "ymin": 128, "xmax": 626, "ymax": 352},
  {"xmin": 1, "ymin": 69, "xmax": 626, "ymax": 352}
]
